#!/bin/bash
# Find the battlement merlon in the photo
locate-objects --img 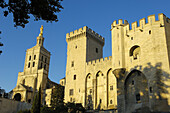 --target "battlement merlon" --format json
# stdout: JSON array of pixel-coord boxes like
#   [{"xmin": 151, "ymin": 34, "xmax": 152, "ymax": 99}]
[
  {"xmin": 66, "ymin": 26, "xmax": 105, "ymax": 44},
  {"xmin": 111, "ymin": 13, "xmax": 168, "ymax": 31}
]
